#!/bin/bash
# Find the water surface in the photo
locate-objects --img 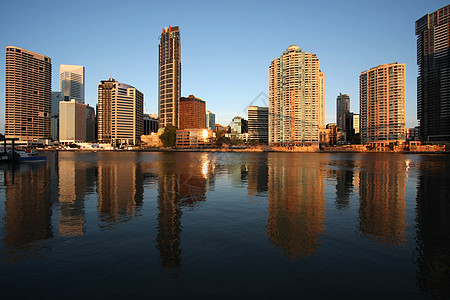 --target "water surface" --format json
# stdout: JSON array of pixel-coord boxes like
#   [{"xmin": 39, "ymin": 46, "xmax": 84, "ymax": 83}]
[{"xmin": 0, "ymin": 152, "xmax": 448, "ymax": 299}]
